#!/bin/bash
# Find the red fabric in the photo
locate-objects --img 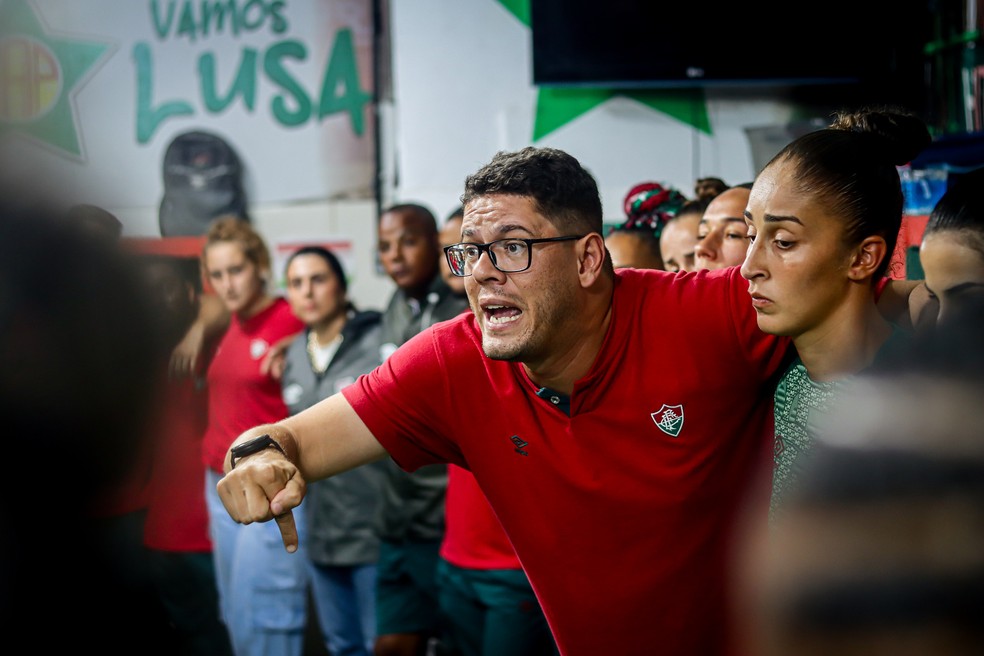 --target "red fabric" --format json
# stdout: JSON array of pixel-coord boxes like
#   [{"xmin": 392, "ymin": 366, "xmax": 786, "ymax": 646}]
[
  {"xmin": 201, "ymin": 298, "xmax": 303, "ymax": 473},
  {"xmin": 343, "ymin": 267, "xmax": 790, "ymax": 656},
  {"xmin": 122, "ymin": 237, "xmax": 213, "ymax": 292},
  {"xmin": 887, "ymin": 214, "xmax": 930, "ymax": 279},
  {"xmin": 144, "ymin": 368, "xmax": 213, "ymax": 552},
  {"xmin": 440, "ymin": 464, "xmax": 521, "ymax": 570},
  {"xmin": 89, "ymin": 454, "xmax": 153, "ymax": 517}
]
